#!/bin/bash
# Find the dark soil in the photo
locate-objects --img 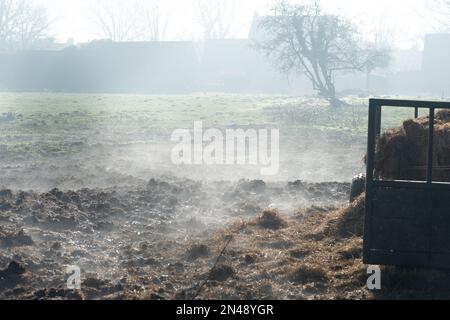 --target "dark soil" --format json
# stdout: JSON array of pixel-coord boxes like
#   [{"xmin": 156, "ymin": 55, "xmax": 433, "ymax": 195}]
[{"xmin": 0, "ymin": 178, "xmax": 350, "ymax": 300}]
